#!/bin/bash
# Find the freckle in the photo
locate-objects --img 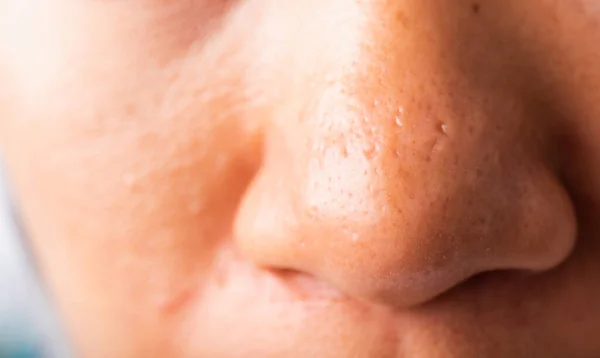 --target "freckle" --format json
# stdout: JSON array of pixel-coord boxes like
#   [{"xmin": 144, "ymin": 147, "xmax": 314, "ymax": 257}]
[
  {"xmin": 395, "ymin": 9, "xmax": 411, "ymax": 30},
  {"xmin": 471, "ymin": 3, "xmax": 480, "ymax": 14},
  {"xmin": 341, "ymin": 145, "xmax": 349, "ymax": 158}
]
